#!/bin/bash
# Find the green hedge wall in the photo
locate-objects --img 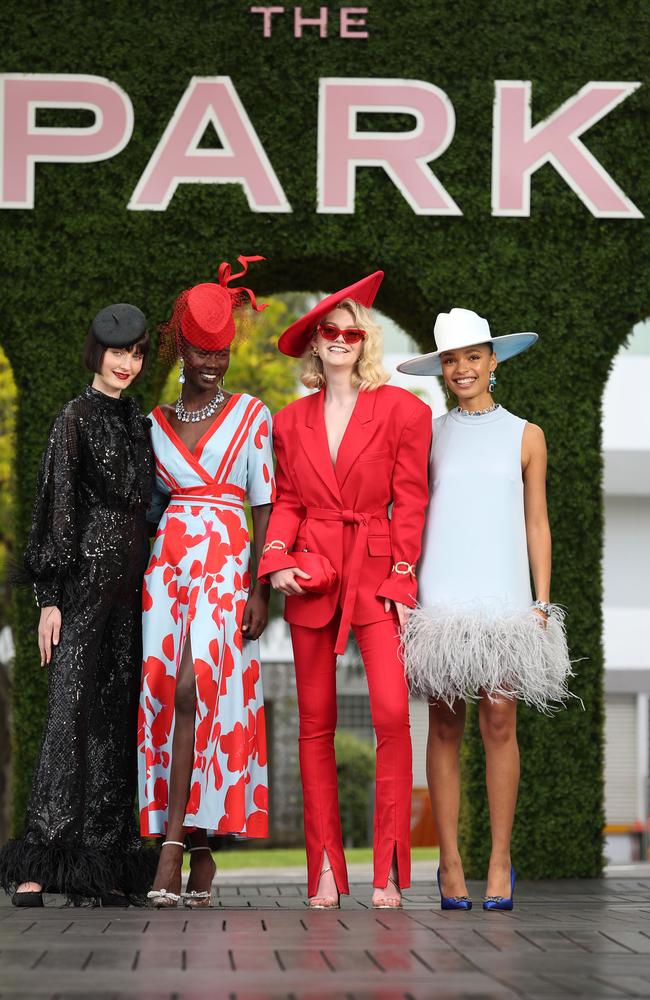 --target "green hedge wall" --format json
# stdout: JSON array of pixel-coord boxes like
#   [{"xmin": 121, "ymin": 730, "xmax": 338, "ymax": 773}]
[{"xmin": 1, "ymin": 0, "xmax": 648, "ymax": 876}]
